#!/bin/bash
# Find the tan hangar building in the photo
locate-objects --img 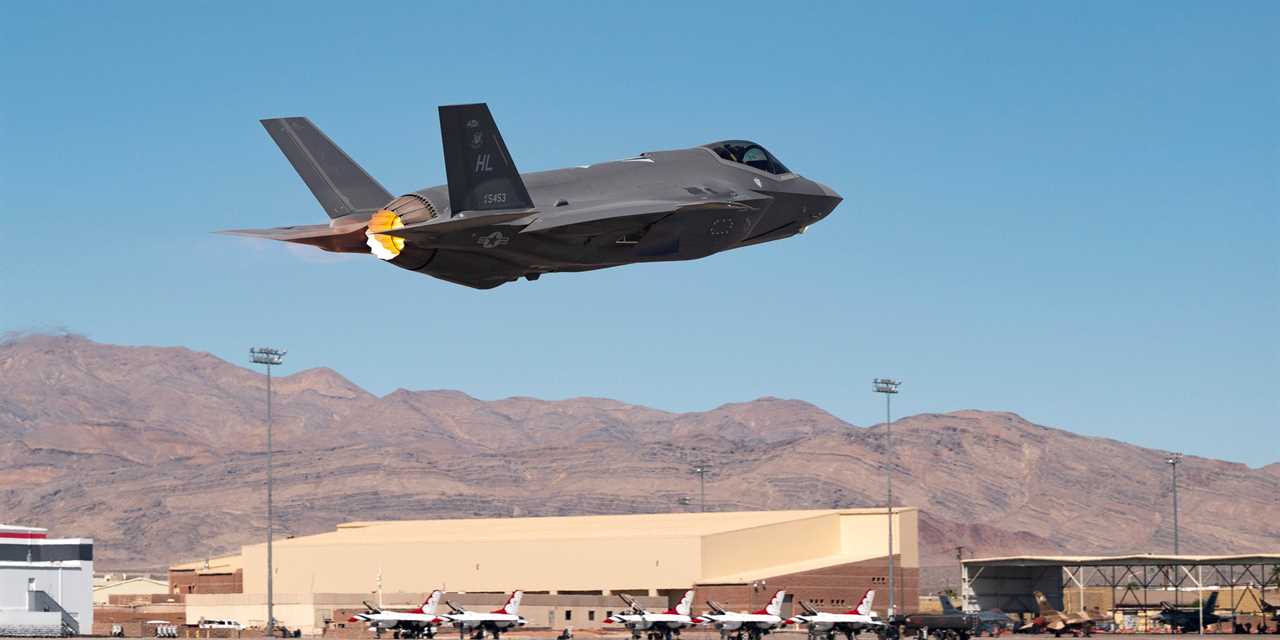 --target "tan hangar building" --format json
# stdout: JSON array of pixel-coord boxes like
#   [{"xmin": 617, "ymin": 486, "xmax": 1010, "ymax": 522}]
[{"xmin": 171, "ymin": 508, "xmax": 919, "ymax": 634}]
